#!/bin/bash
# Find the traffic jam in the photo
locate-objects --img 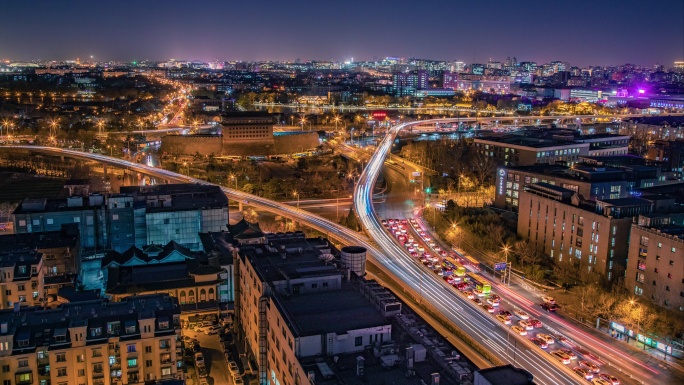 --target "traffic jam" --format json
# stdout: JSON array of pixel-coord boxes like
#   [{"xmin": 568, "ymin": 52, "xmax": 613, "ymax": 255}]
[{"xmin": 382, "ymin": 217, "xmax": 621, "ymax": 385}]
